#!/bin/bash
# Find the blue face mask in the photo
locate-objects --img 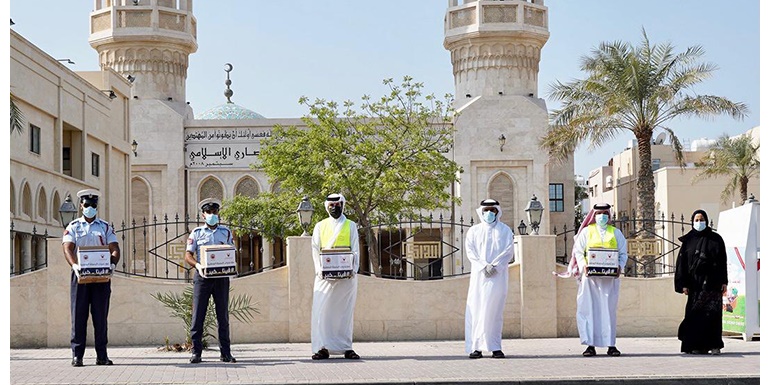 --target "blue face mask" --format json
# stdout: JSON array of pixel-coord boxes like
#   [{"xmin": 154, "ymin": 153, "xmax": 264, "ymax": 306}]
[
  {"xmin": 482, "ymin": 211, "xmax": 497, "ymax": 224},
  {"xmin": 83, "ymin": 206, "xmax": 97, "ymax": 219},
  {"xmin": 693, "ymin": 221, "xmax": 707, "ymax": 232},
  {"xmin": 595, "ymin": 214, "xmax": 609, "ymax": 227},
  {"xmin": 205, "ymin": 214, "xmax": 219, "ymax": 226}
]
